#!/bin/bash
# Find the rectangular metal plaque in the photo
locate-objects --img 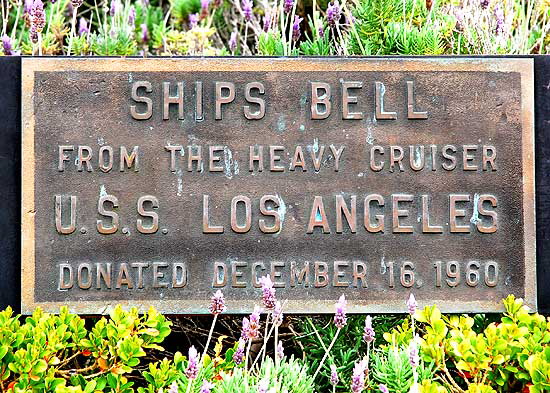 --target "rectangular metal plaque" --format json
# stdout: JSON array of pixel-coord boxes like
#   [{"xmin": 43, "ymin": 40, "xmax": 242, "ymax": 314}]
[{"xmin": 22, "ymin": 58, "xmax": 536, "ymax": 314}]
